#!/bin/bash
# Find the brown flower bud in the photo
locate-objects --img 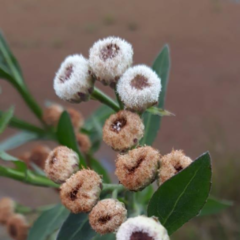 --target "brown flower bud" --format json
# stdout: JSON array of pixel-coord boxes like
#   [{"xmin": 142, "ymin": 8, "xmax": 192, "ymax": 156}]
[
  {"xmin": 76, "ymin": 133, "xmax": 91, "ymax": 154},
  {"xmin": 103, "ymin": 110, "xmax": 144, "ymax": 151},
  {"xmin": 0, "ymin": 198, "xmax": 15, "ymax": 225},
  {"xmin": 67, "ymin": 108, "xmax": 84, "ymax": 132},
  {"xmin": 116, "ymin": 216, "xmax": 169, "ymax": 240},
  {"xmin": 89, "ymin": 199, "xmax": 127, "ymax": 234},
  {"xmin": 28, "ymin": 145, "xmax": 51, "ymax": 169},
  {"xmin": 115, "ymin": 146, "xmax": 160, "ymax": 191},
  {"xmin": 7, "ymin": 214, "xmax": 29, "ymax": 240},
  {"xmin": 44, "ymin": 146, "xmax": 79, "ymax": 183},
  {"xmin": 60, "ymin": 169, "xmax": 102, "ymax": 213},
  {"xmin": 159, "ymin": 150, "xmax": 192, "ymax": 184},
  {"xmin": 42, "ymin": 104, "xmax": 63, "ymax": 127}
]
